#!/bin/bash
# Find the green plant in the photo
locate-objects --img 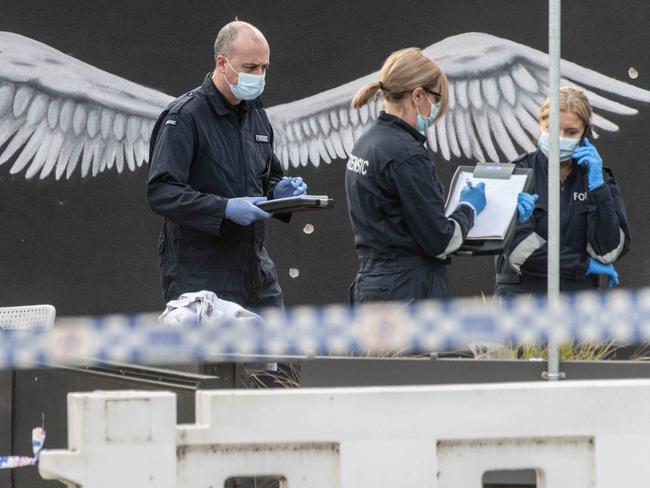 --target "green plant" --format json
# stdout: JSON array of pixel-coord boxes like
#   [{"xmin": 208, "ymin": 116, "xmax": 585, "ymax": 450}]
[{"xmin": 518, "ymin": 341, "xmax": 618, "ymax": 361}]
